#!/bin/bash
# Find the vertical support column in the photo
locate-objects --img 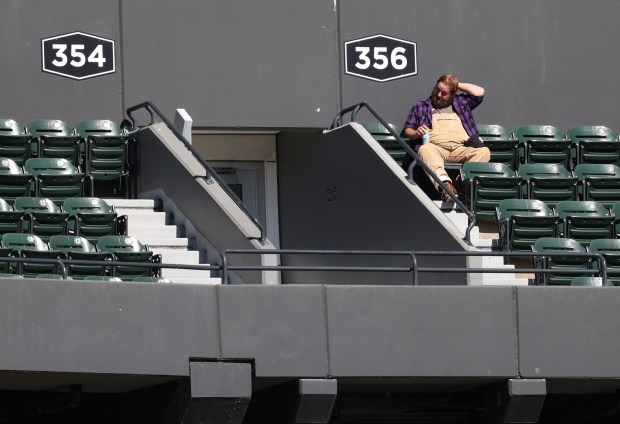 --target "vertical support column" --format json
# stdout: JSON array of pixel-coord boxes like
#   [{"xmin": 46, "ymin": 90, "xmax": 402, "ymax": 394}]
[
  {"xmin": 295, "ymin": 379, "xmax": 337, "ymax": 424},
  {"xmin": 180, "ymin": 362, "xmax": 252, "ymax": 424},
  {"xmin": 486, "ymin": 379, "xmax": 546, "ymax": 424}
]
